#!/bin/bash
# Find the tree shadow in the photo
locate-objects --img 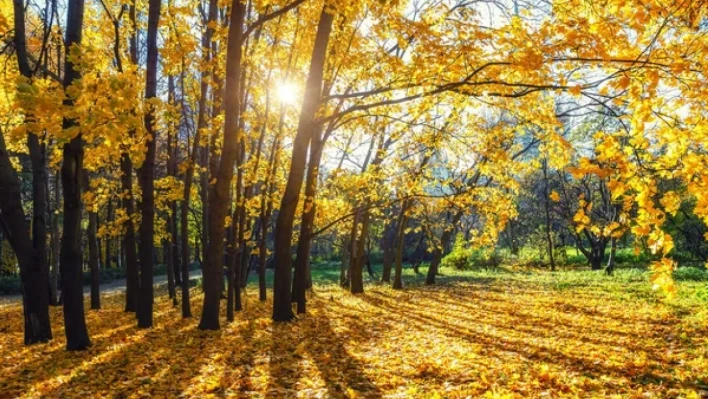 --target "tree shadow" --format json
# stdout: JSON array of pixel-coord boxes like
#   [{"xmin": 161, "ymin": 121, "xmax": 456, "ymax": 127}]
[
  {"xmin": 359, "ymin": 290, "xmax": 698, "ymax": 393},
  {"xmin": 305, "ymin": 308, "xmax": 383, "ymax": 398},
  {"xmin": 264, "ymin": 302, "xmax": 383, "ymax": 398},
  {"xmin": 265, "ymin": 321, "xmax": 302, "ymax": 398}
]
